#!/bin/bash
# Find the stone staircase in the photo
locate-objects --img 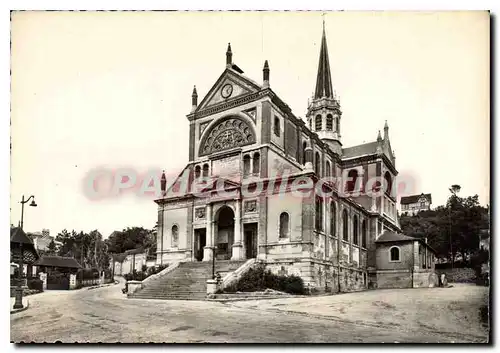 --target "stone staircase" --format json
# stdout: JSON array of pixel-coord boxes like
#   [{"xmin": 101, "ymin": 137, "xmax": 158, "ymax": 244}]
[{"xmin": 129, "ymin": 260, "xmax": 246, "ymax": 300}]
